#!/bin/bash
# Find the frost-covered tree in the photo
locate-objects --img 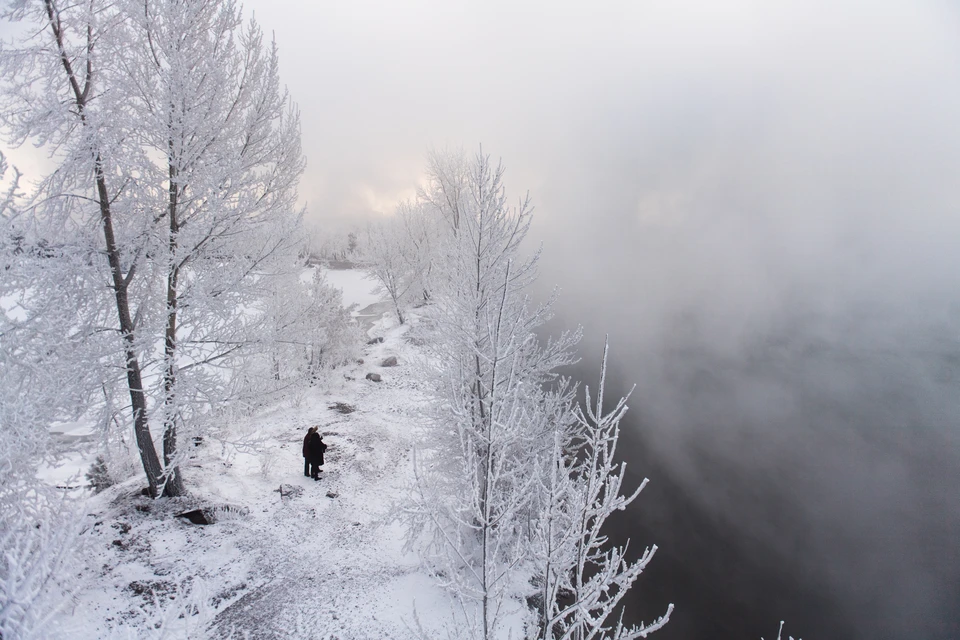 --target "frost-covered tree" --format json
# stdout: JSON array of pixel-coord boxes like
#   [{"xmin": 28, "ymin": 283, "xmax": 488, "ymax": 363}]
[
  {"xmin": 307, "ymin": 227, "xmax": 360, "ymax": 263},
  {"xmin": 0, "ymin": 153, "xmax": 86, "ymax": 640},
  {"xmin": 363, "ymin": 201, "xmax": 434, "ymax": 324},
  {"xmin": 119, "ymin": 0, "xmax": 306, "ymax": 493},
  {"xmin": 407, "ymin": 149, "xmax": 579, "ymax": 638},
  {"xmin": 532, "ymin": 341, "xmax": 672, "ymax": 640},
  {"xmin": 406, "ymin": 150, "xmax": 669, "ymax": 639},
  {"xmin": 257, "ymin": 267, "xmax": 360, "ymax": 391},
  {"xmin": 0, "ymin": 492, "xmax": 85, "ymax": 640},
  {"xmin": 0, "ymin": 0, "xmax": 175, "ymax": 495},
  {"xmin": 0, "ymin": 0, "xmax": 306, "ymax": 497}
]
